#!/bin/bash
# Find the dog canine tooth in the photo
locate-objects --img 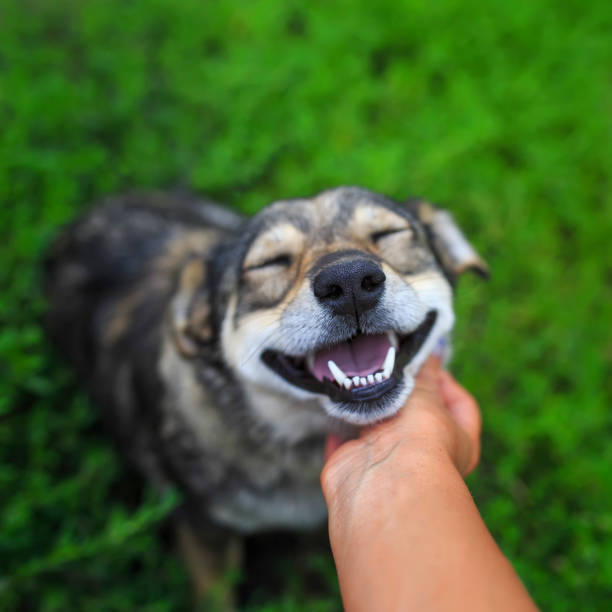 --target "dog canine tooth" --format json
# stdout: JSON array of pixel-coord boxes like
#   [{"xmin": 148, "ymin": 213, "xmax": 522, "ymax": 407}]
[
  {"xmin": 352, "ymin": 376, "xmax": 360, "ymax": 387},
  {"xmin": 382, "ymin": 346, "xmax": 396, "ymax": 378},
  {"xmin": 343, "ymin": 377, "xmax": 353, "ymax": 390},
  {"xmin": 328, "ymin": 360, "xmax": 347, "ymax": 387},
  {"xmin": 367, "ymin": 374, "xmax": 374, "ymax": 384},
  {"xmin": 386, "ymin": 330, "xmax": 399, "ymax": 350},
  {"xmin": 375, "ymin": 372, "xmax": 384, "ymax": 383}
]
